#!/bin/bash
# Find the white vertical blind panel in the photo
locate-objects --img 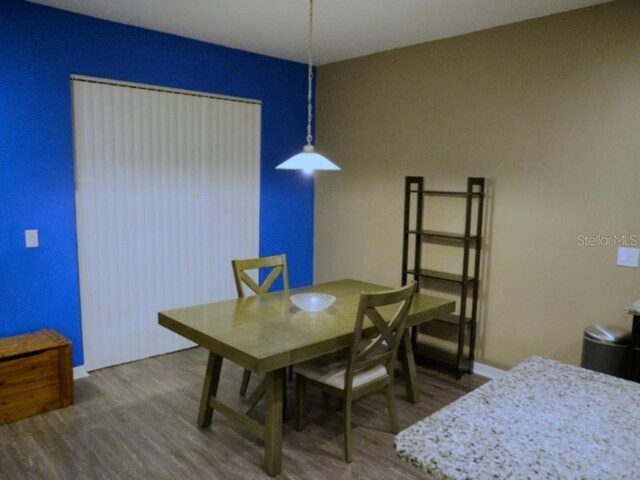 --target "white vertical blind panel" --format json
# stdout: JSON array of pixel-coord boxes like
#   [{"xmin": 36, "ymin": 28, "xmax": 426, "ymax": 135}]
[{"xmin": 73, "ymin": 79, "xmax": 261, "ymax": 371}]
